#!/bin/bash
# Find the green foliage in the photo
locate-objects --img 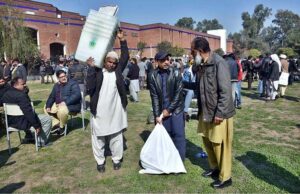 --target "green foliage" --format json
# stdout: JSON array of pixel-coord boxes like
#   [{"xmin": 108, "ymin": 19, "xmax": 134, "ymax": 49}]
[
  {"xmin": 0, "ymin": 4, "xmax": 39, "ymax": 64},
  {"xmin": 175, "ymin": 17, "xmax": 195, "ymax": 30},
  {"xmin": 230, "ymin": 4, "xmax": 272, "ymax": 55},
  {"xmin": 195, "ymin": 19, "xmax": 223, "ymax": 32},
  {"xmin": 277, "ymin": 47, "xmax": 296, "ymax": 57},
  {"xmin": 272, "ymin": 10, "xmax": 300, "ymax": 35},
  {"xmin": 248, "ymin": 49, "xmax": 261, "ymax": 58},
  {"xmin": 242, "ymin": 4, "xmax": 272, "ymax": 39},
  {"xmin": 214, "ymin": 48, "xmax": 225, "ymax": 57},
  {"xmin": 137, "ymin": 41, "xmax": 147, "ymax": 57},
  {"xmin": 156, "ymin": 41, "xmax": 173, "ymax": 54},
  {"xmin": 156, "ymin": 41, "xmax": 186, "ymax": 57},
  {"xmin": 233, "ymin": 7, "xmax": 300, "ymax": 56},
  {"xmin": 170, "ymin": 46, "xmax": 185, "ymax": 57}
]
